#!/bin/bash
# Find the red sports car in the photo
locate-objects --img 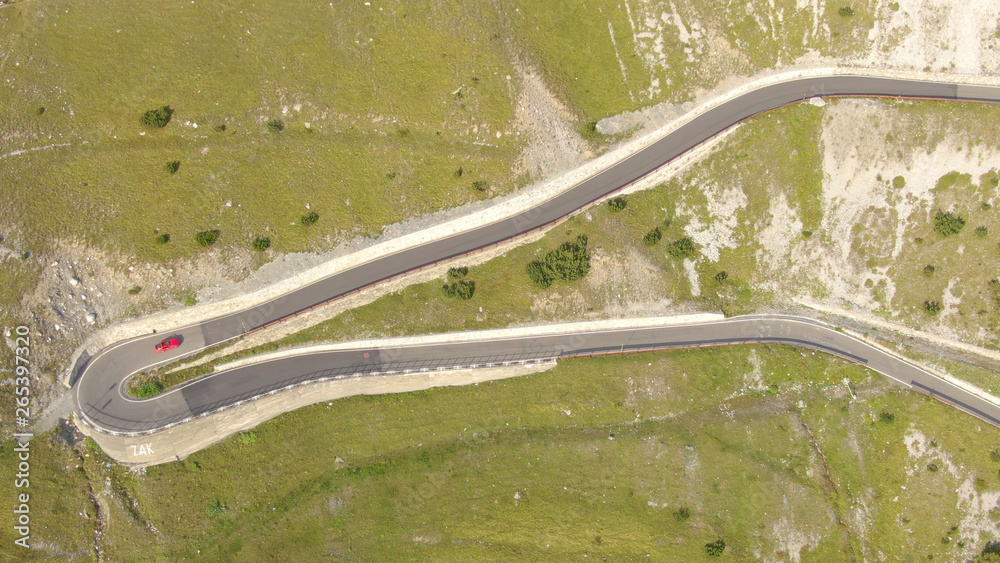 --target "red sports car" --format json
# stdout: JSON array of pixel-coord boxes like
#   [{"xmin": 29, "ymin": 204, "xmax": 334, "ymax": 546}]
[{"xmin": 154, "ymin": 337, "xmax": 181, "ymax": 353}]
